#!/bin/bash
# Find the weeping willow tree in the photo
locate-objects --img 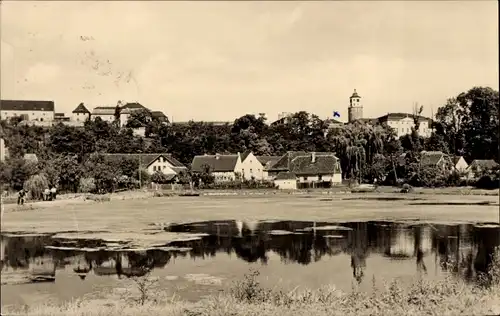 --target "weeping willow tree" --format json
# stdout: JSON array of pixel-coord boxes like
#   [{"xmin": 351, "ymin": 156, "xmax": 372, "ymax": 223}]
[
  {"xmin": 330, "ymin": 123, "xmax": 388, "ymax": 182},
  {"xmin": 24, "ymin": 174, "xmax": 49, "ymax": 200}
]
